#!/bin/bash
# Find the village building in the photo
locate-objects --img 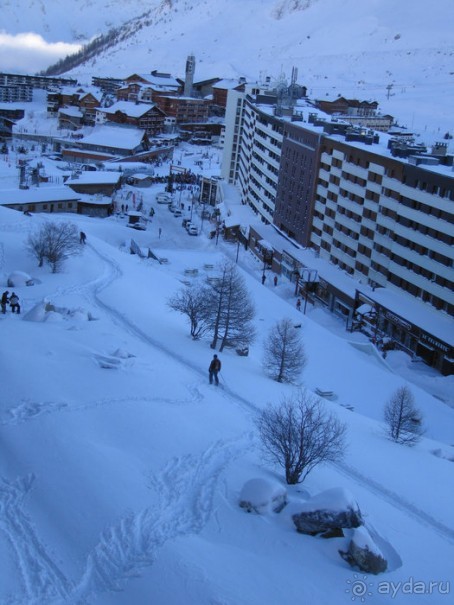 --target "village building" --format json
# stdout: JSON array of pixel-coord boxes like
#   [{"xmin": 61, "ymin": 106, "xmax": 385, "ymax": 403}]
[
  {"xmin": 58, "ymin": 124, "xmax": 173, "ymax": 165},
  {"xmin": 49, "ymin": 86, "xmax": 102, "ymax": 126},
  {"xmin": 117, "ymin": 71, "xmax": 182, "ymax": 103},
  {"xmin": 211, "ymin": 79, "xmax": 247, "ymax": 112},
  {"xmin": 0, "ymin": 187, "xmax": 80, "ymax": 214},
  {"xmin": 64, "ymin": 170, "xmax": 122, "ymax": 197},
  {"xmin": 315, "ymin": 97, "xmax": 394, "ymax": 132},
  {"xmin": 58, "ymin": 106, "xmax": 84, "ymax": 131},
  {"xmin": 96, "ymin": 101, "xmax": 166, "ymax": 135},
  {"xmin": 154, "ymin": 95, "xmax": 210, "ymax": 124}
]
